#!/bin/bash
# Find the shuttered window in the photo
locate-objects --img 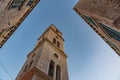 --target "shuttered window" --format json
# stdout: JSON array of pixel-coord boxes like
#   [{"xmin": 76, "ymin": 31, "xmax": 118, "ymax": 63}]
[
  {"xmin": 100, "ymin": 23, "xmax": 120, "ymax": 42},
  {"xmin": 27, "ymin": 0, "xmax": 34, "ymax": 6},
  {"xmin": 83, "ymin": 14, "xmax": 97, "ymax": 26},
  {"xmin": 9, "ymin": 0, "xmax": 25, "ymax": 9}
]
